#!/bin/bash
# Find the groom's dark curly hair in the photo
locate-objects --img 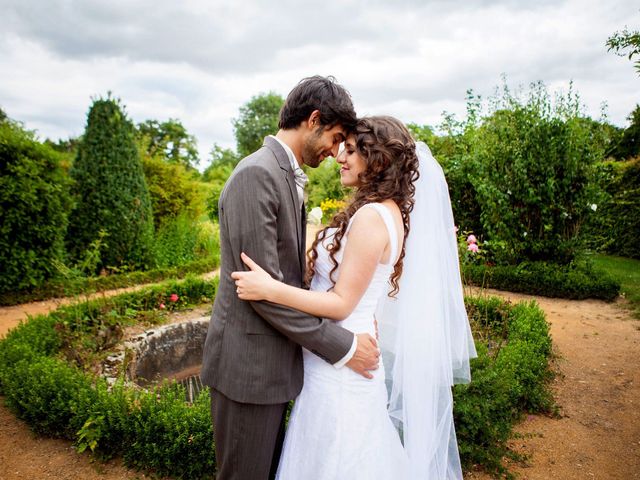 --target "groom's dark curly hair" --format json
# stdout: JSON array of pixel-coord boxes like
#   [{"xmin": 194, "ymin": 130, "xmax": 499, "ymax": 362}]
[
  {"xmin": 306, "ymin": 116, "xmax": 420, "ymax": 297},
  {"xmin": 279, "ymin": 75, "xmax": 357, "ymax": 131}
]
